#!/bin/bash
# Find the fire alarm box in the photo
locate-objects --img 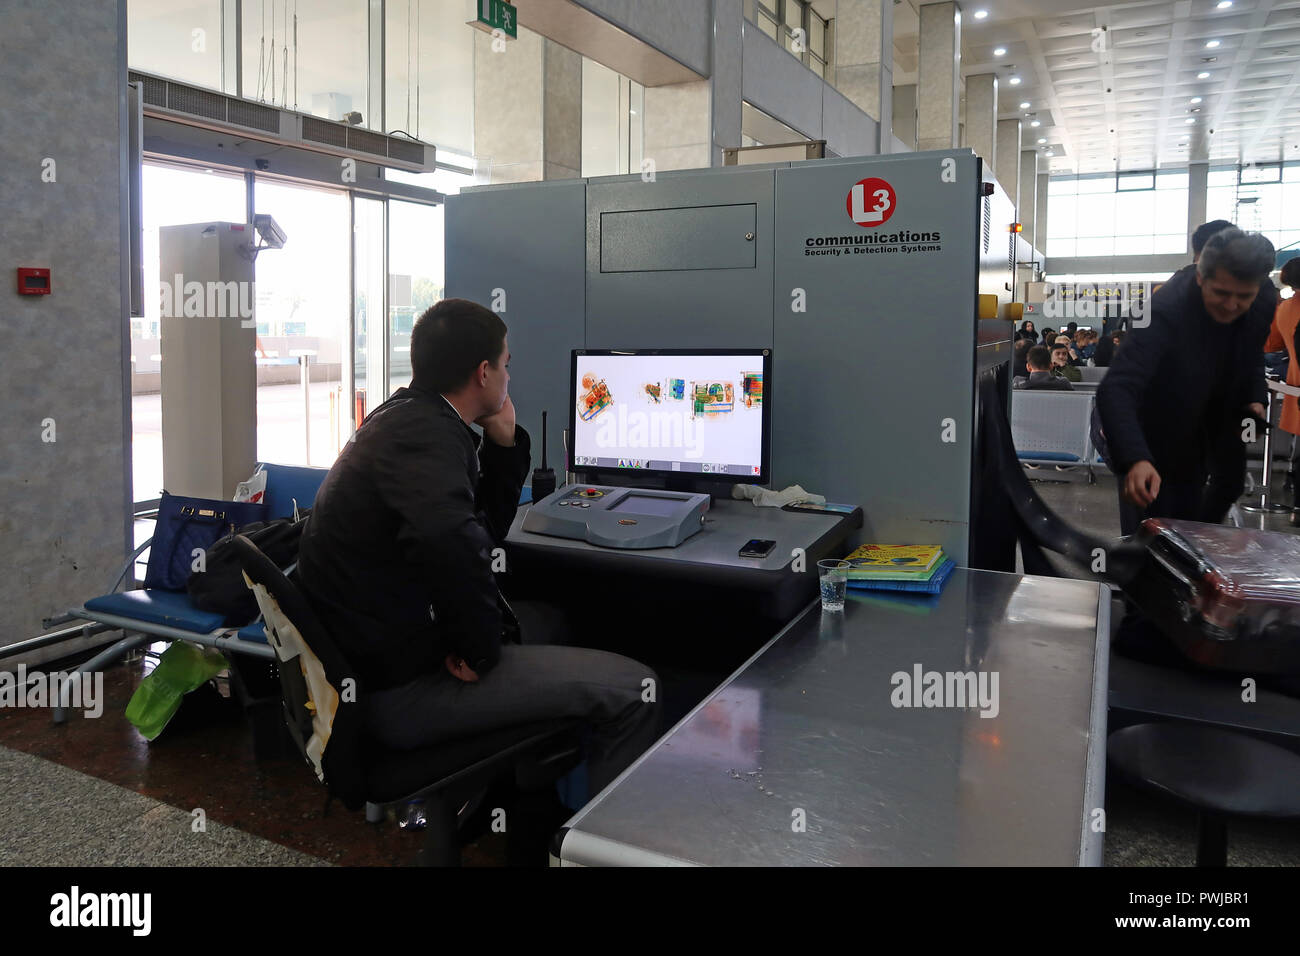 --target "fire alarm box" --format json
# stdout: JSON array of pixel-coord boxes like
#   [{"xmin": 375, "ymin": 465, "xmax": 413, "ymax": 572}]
[{"xmin": 17, "ymin": 268, "xmax": 50, "ymax": 295}]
